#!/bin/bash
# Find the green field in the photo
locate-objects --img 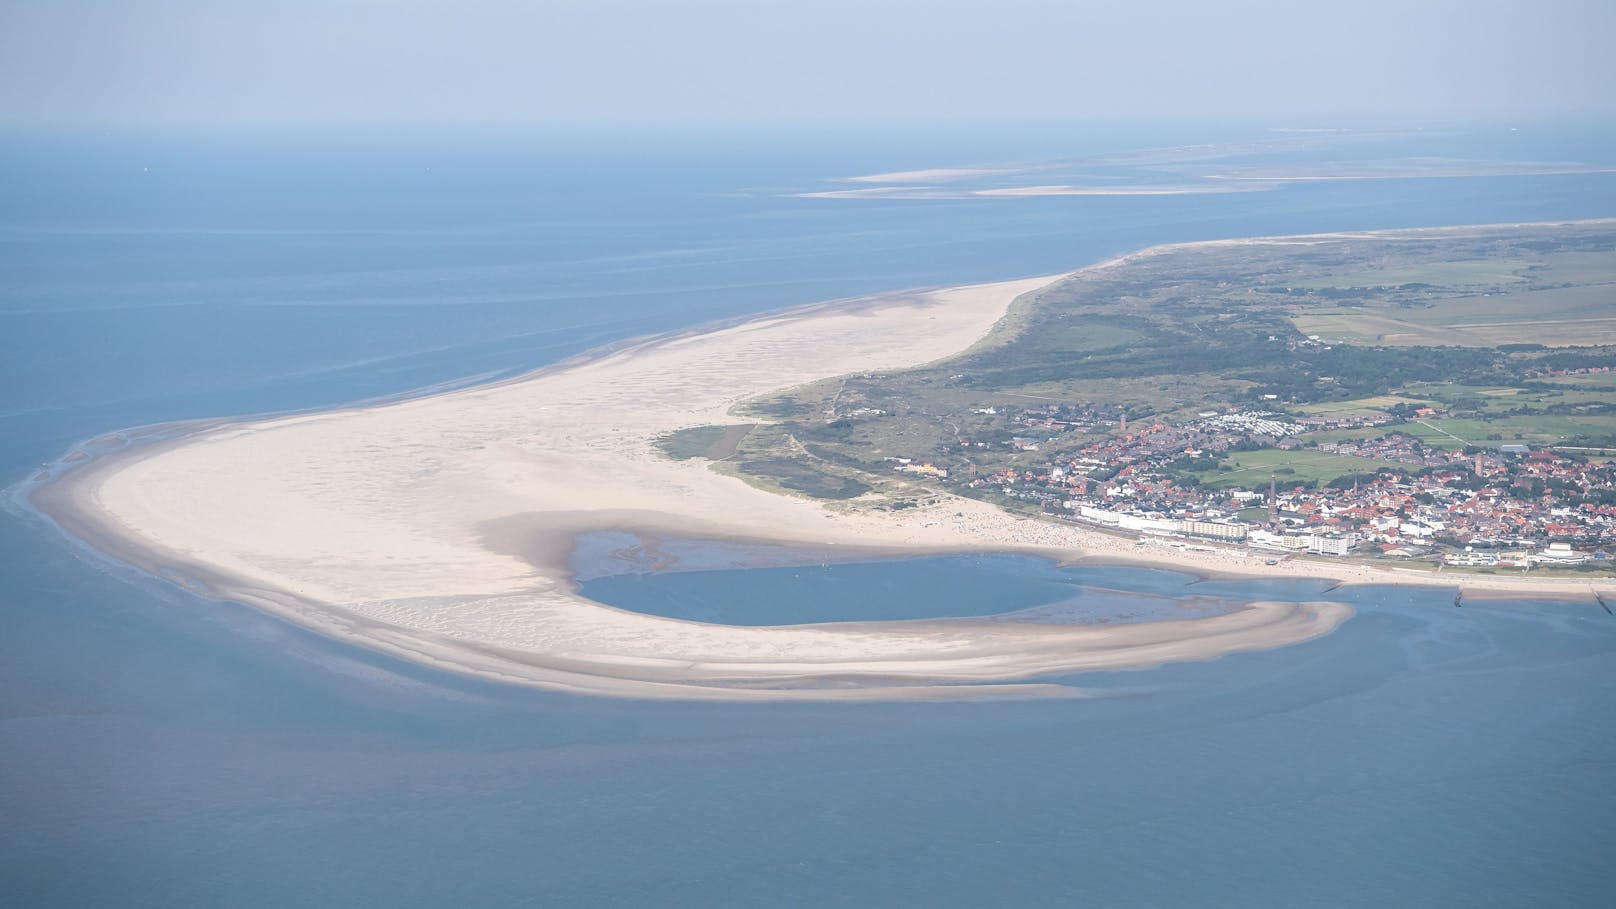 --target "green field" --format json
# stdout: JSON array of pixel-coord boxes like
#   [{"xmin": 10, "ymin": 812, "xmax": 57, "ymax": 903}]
[
  {"xmin": 1286, "ymin": 239, "xmax": 1616, "ymax": 348},
  {"xmin": 1189, "ymin": 449, "xmax": 1410, "ymax": 489},
  {"xmin": 1292, "ymin": 259, "xmax": 1530, "ymax": 289},
  {"xmin": 1297, "ymin": 395, "xmax": 1432, "ymax": 415},
  {"xmin": 1292, "ymin": 282, "xmax": 1616, "ymax": 347},
  {"xmin": 1403, "ymin": 381, "xmax": 1616, "ymax": 411},
  {"xmin": 1400, "ymin": 413, "xmax": 1616, "ymax": 448},
  {"xmin": 1300, "ymin": 426, "xmax": 1398, "ymax": 445},
  {"xmin": 1539, "ymin": 372, "xmax": 1616, "ymax": 389}
]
